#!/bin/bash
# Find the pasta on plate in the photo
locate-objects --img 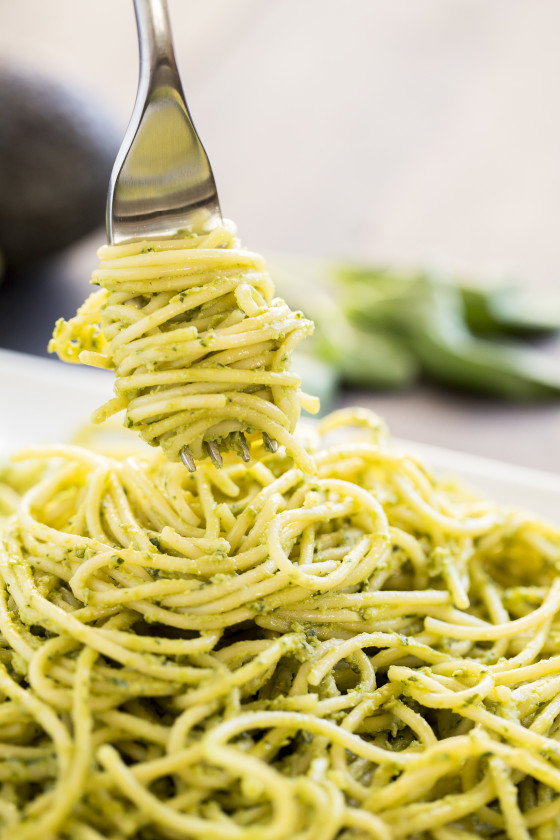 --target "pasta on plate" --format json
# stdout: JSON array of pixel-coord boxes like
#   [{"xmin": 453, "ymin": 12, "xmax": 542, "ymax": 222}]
[{"xmin": 1, "ymin": 409, "xmax": 560, "ymax": 839}]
